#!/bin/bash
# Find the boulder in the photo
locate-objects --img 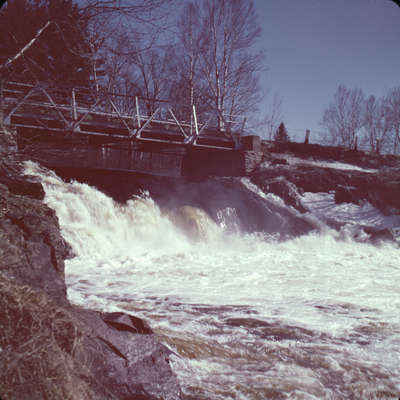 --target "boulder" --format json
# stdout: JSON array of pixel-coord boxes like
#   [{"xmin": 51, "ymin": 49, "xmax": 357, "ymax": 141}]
[
  {"xmin": 72, "ymin": 308, "xmax": 182, "ymax": 400},
  {"xmin": 102, "ymin": 311, "xmax": 153, "ymax": 335},
  {"xmin": 253, "ymin": 177, "xmax": 307, "ymax": 213},
  {"xmin": 0, "ymin": 159, "xmax": 45, "ymax": 200},
  {"xmin": 364, "ymin": 227, "xmax": 397, "ymax": 244},
  {"xmin": 334, "ymin": 185, "xmax": 362, "ymax": 205},
  {"xmin": 270, "ymin": 158, "xmax": 288, "ymax": 166}
]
